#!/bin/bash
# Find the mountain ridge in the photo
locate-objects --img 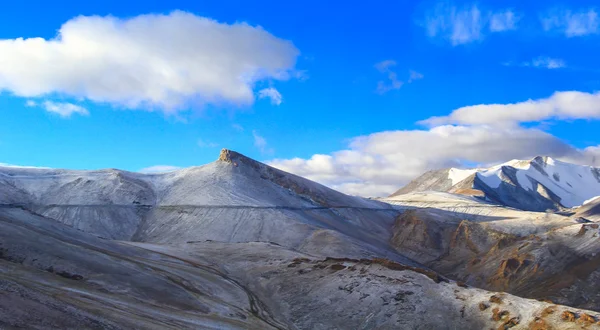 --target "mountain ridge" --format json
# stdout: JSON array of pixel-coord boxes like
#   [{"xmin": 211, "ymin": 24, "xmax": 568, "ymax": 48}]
[{"xmin": 0, "ymin": 148, "xmax": 404, "ymax": 265}]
